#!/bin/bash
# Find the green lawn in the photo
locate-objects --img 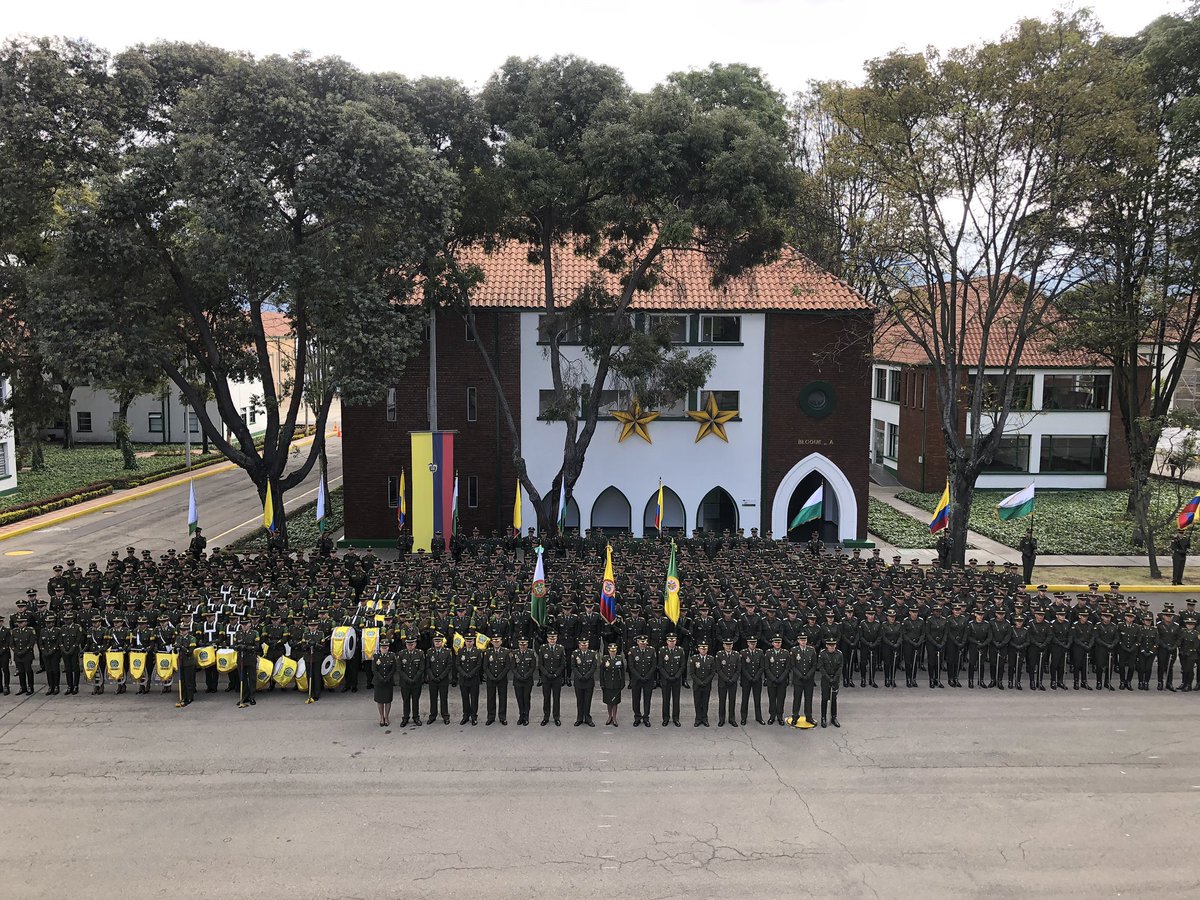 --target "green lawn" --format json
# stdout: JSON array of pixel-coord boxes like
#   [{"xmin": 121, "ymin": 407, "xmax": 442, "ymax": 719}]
[
  {"xmin": 895, "ymin": 488, "xmax": 1177, "ymax": 556},
  {"xmin": 867, "ymin": 497, "xmax": 939, "ymax": 549},
  {"xmin": 2, "ymin": 443, "xmax": 220, "ymax": 512},
  {"xmin": 225, "ymin": 487, "xmax": 344, "ymax": 553}
]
